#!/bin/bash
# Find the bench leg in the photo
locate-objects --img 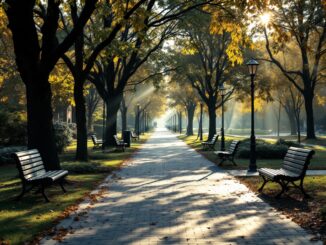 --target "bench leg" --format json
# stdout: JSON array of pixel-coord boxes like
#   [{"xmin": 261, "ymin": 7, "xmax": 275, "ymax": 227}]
[
  {"xmin": 275, "ymin": 180, "xmax": 287, "ymax": 198},
  {"xmin": 230, "ymin": 158, "xmax": 237, "ymax": 166},
  {"xmin": 59, "ymin": 181, "xmax": 67, "ymax": 193},
  {"xmin": 258, "ymin": 176, "xmax": 268, "ymax": 192},
  {"xmin": 16, "ymin": 183, "xmax": 27, "ymax": 201},
  {"xmin": 218, "ymin": 159, "xmax": 226, "ymax": 166},
  {"xmin": 299, "ymin": 179, "xmax": 310, "ymax": 198},
  {"xmin": 41, "ymin": 183, "xmax": 50, "ymax": 202}
]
